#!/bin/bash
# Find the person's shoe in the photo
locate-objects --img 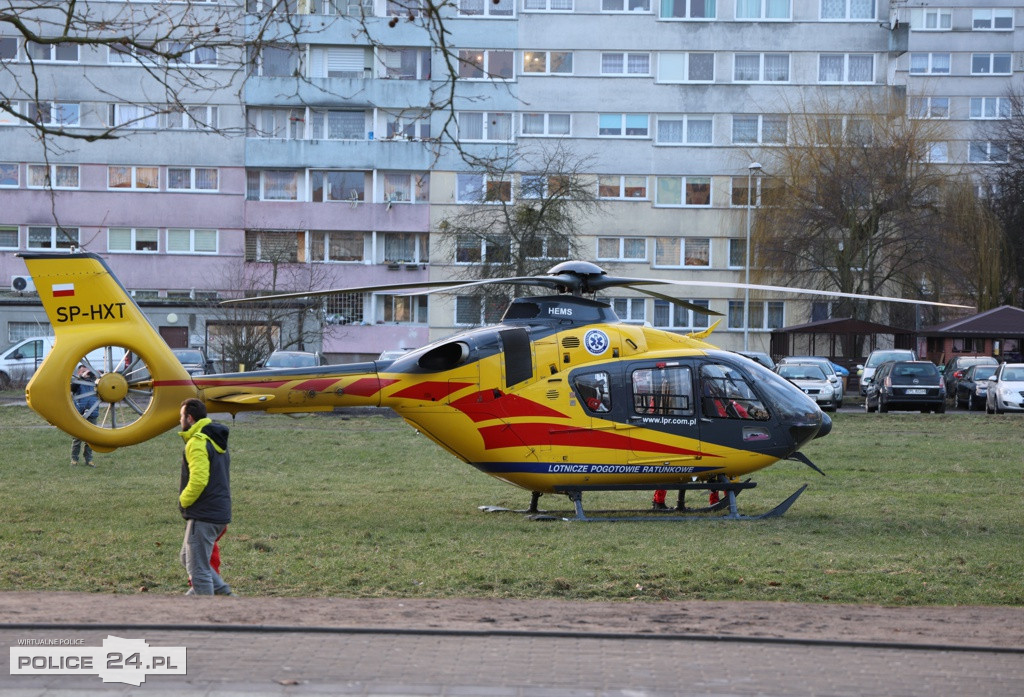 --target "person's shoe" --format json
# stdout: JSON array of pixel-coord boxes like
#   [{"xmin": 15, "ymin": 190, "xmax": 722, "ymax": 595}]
[
  {"xmin": 184, "ymin": 588, "xmax": 196, "ymax": 596},
  {"xmin": 215, "ymin": 589, "xmax": 235, "ymax": 596},
  {"xmin": 85, "ymin": 461, "xmax": 95, "ymax": 468},
  {"xmin": 71, "ymin": 460, "xmax": 78, "ymax": 466},
  {"xmin": 651, "ymin": 501, "xmax": 669, "ymax": 511}
]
